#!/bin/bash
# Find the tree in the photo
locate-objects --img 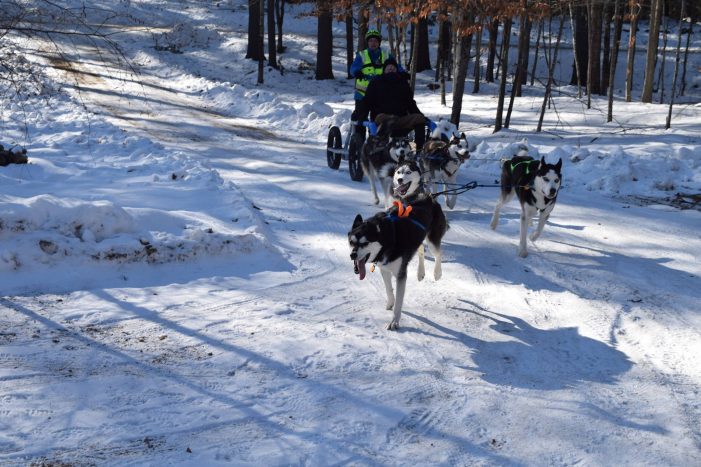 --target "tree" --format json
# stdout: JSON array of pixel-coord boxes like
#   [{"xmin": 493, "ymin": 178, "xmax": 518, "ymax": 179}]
[
  {"xmin": 624, "ymin": 0, "xmax": 640, "ymax": 102},
  {"xmin": 494, "ymin": 17, "xmax": 512, "ymax": 133},
  {"xmin": 275, "ymin": 0, "xmax": 286, "ymax": 53},
  {"xmin": 473, "ymin": 19, "xmax": 484, "ymax": 93},
  {"xmin": 485, "ymin": 18, "xmax": 499, "ymax": 82},
  {"xmin": 450, "ymin": 9, "xmax": 473, "ymax": 125},
  {"xmin": 345, "ymin": 10, "xmax": 354, "ymax": 79},
  {"xmin": 586, "ymin": 0, "xmax": 602, "ymax": 98},
  {"xmin": 506, "ymin": 0, "xmax": 529, "ymax": 128},
  {"xmin": 258, "ymin": 0, "xmax": 264, "ymax": 83},
  {"xmin": 607, "ymin": 0, "xmax": 623, "ymax": 122},
  {"xmin": 530, "ymin": 19, "xmax": 543, "ymax": 86},
  {"xmin": 315, "ymin": 0, "xmax": 333, "ymax": 80},
  {"xmin": 641, "ymin": 0, "xmax": 662, "ymax": 102},
  {"xmin": 247, "ymin": 0, "xmax": 264, "ymax": 60},
  {"xmin": 601, "ymin": 0, "xmax": 612, "ymax": 92},
  {"xmin": 680, "ymin": 20, "xmax": 693, "ymax": 96},
  {"xmin": 657, "ymin": 1, "xmax": 668, "ymax": 104},
  {"xmin": 414, "ymin": 18, "xmax": 432, "ymax": 72},
  {"xmin": 569, "ymin": 2, "xmax": 587, "ymax": 95},
  {"xmin": 267, "ymin": 0, "xmax": 278, "ymax": 69},
  {"xmin": 537, "ymin": 13, "xmax": 565, "ymax": 132},
  {"xmin": 666, "ymin": 0, "xmax": 686, "ymax": 129}
]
